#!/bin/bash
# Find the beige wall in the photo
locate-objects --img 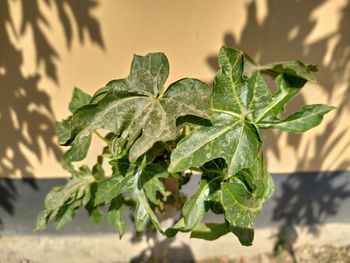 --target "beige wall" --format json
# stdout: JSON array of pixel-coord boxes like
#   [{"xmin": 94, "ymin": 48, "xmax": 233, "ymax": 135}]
[{"xmin": 1, "ymin": 0, "xmax": 349, "ymax": 178}]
